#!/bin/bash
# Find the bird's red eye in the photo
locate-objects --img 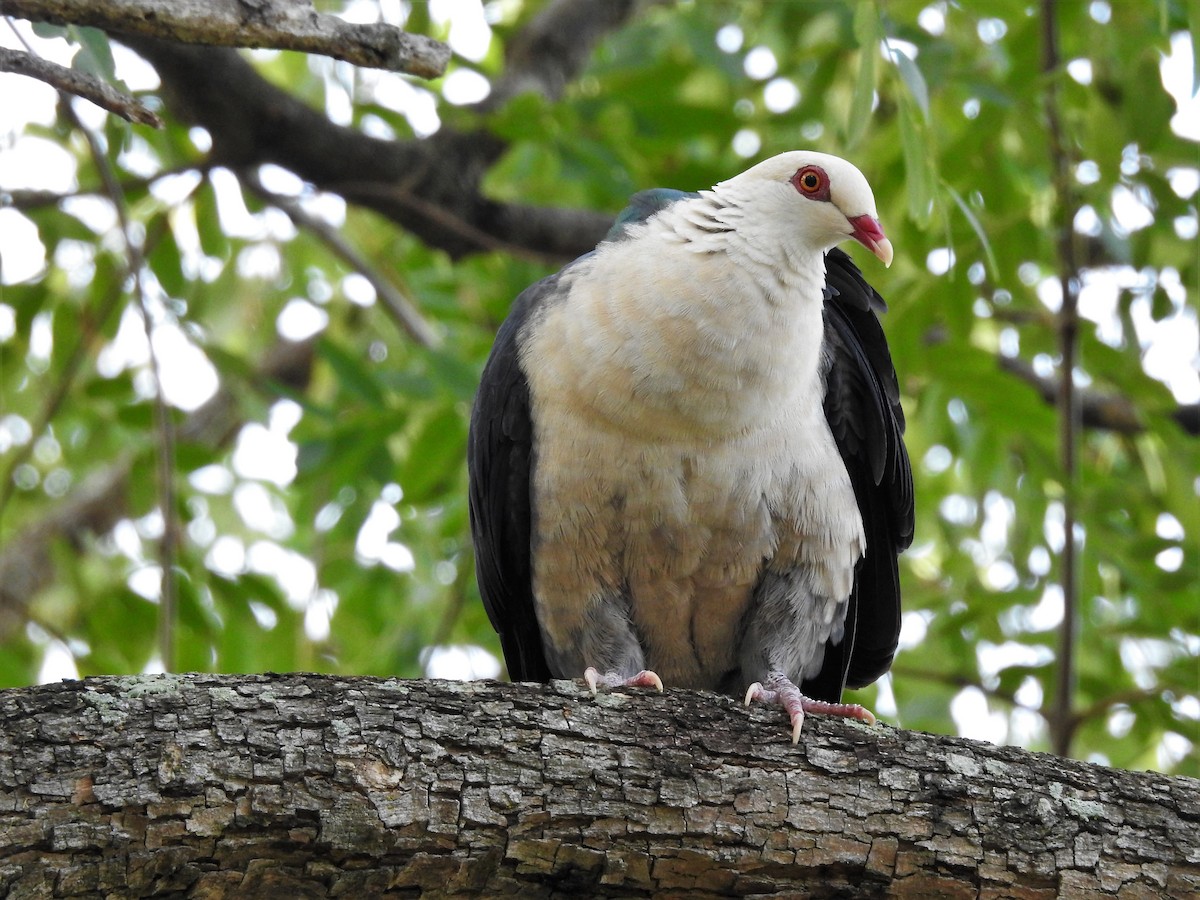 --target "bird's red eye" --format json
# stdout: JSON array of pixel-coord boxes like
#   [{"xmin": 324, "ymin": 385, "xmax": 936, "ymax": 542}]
[{"xmin": 792, "ymin": 166, "xmax": 827, "ymax": 197}]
